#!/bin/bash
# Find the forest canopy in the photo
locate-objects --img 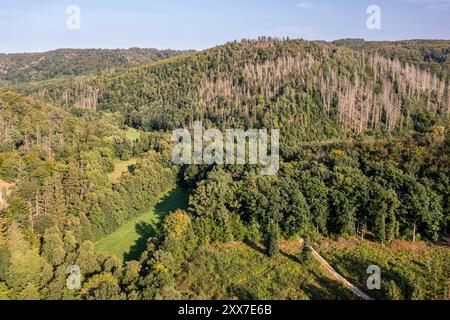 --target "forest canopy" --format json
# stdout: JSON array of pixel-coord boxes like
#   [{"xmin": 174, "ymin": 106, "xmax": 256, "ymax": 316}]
[{"xmin": 0, "ymin": 38, "xmax": 449, "ymax": 301}]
